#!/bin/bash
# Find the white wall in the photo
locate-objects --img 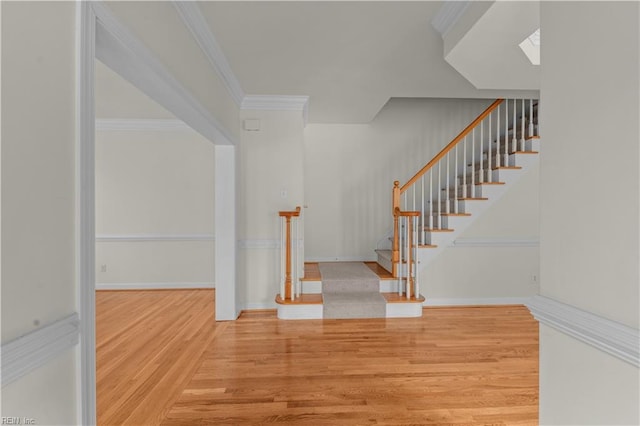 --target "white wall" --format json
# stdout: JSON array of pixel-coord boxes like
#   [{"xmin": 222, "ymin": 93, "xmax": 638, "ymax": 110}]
[
  {"xmin": 539, "ymin": 1, "xmax": 639, "ymax": 423},
  {"xmin": 237, "ymin": 110, "xmax": 304, "ymax": 308},
  {"xmin": 305, "ymin": 97, "xmax": 540, "ymax": 301},
  {"xmin": 95, "ymin": 128, "xmax": 215, "ymax": 289},
  {"xmin": 103, "ymin": 1, "xmax": 240, "ymax": 143},
  {"xmin": 304, "ymin": 98, "xmax": 494, "ymax": 260},
  {"xmin": 424, "ymin": 164, "xmax": 540, "ymax": 302},
  {"xmin": 1, "ymin": 2, "xmax": 78, "ymax": 423}
]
